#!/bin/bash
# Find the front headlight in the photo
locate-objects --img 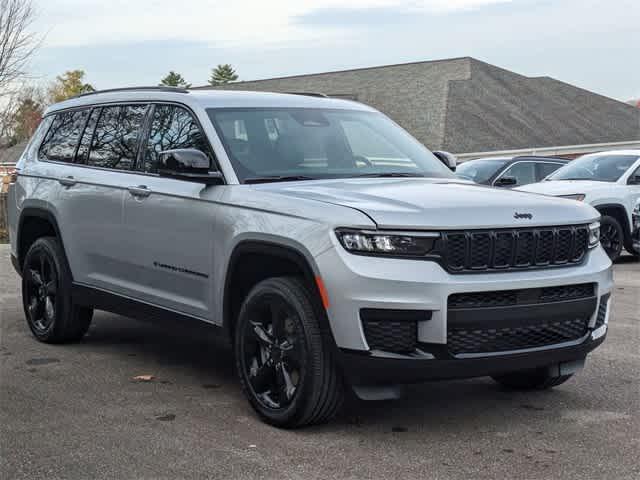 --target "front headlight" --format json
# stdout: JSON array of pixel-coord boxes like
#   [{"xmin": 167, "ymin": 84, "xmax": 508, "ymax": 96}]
[
  {"xmin": 588, "ymin": 221, "xmax": 600, "ymax": 248},
  {"xmin": 335, "ymin": 229, "xmax": 439, "ymax": 257},
  {"xmin": 557, "ymin": 194, "xmax": 585, "ymax": 201}
]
